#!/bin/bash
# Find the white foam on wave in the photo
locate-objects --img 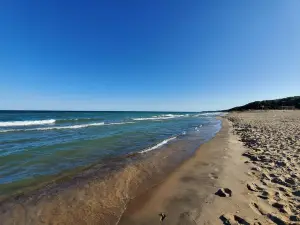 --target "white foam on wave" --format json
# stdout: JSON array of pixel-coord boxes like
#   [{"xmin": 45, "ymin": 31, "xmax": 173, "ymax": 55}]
[
  {"xmin": 194, "ymin": 124, "xmax": 203, "ymax": 132},
  {"xmin": 132, "ymin": 114, "xmax": 186, "ymax": 121},
  {"xmin": 0, "ymin": 121, "xmax": 134, "ymax": 133},
  {"xmin": 0, "ymin": 119, "xmax": 56, "ymax": 127},
  {"xmin": 193, "ymin": 112, "xmax": 227, "ymax": 117},
  {"xmin": 36, "ymin": 122, "xmax": 106, "ymax": 130},
  {"xmin": 56, "ymin": 117, "xmax": 100, "ymax": 123},
  {"xmin": 139, "ymin": 136, "xmax": 177, "ymax": 154},
  {"xmin": 108, "ymin": 122, "xmax": 135, "ymax": 125}
]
